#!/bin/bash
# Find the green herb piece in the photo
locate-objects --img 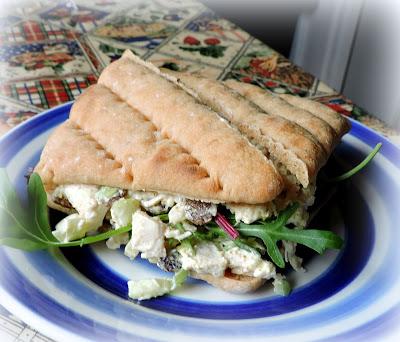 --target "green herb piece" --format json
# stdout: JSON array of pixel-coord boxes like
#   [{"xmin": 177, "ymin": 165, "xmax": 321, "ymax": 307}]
[
  {"xmin": 273, "ymin": 277, "xmax": 292, "ymax": 296},
  {"xmin": 233, "ymin": 238, "xmax": 261, "ymax": 257},
  {"xmin": 174, "ymin": 268, "xmax": 188, "ymax": 287},
  {"xmin": 127, "ymin": 269, "xmax": 188, "ymax": 300},
  {"xmin": 167, "ymin": 238, "xmax": 179, "ymax": 249},
  {"xmin": 157, "ymin": 213, "xmax": 169, "ymax": 223},
  {"xmin": 328, "ymin": 142, "xmax": 382, "ymax": 182},
  {"xmin": 175, "ymin": 223, "xmax": 185, "ymax": 233},
  {"xmin": 178, "ymin": 238, "xmax": 195, "ymax": 256},
  {"xmin": 95, "ymin": 186, "xmax": 119, "ymax": 203},
  {"xmin": 0, "ymin": 169, "xmax": 132, "ymax": 250}
]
